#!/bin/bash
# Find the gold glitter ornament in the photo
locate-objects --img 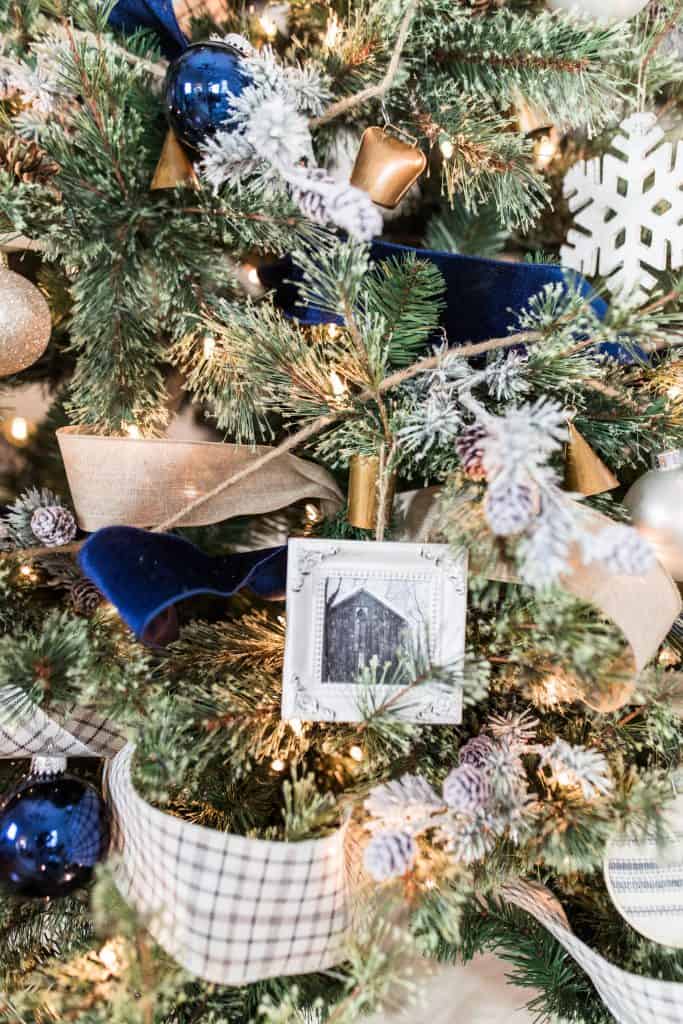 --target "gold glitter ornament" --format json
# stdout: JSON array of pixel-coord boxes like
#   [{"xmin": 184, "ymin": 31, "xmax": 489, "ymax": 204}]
[{"xmin": 0, "ymin": 266, "xmax": 51, "ymax": 376}]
